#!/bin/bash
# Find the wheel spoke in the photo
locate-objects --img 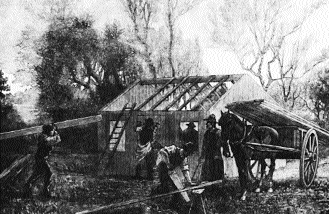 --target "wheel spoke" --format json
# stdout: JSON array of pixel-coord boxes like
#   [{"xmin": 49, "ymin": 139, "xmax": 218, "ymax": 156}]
[
  {"xmin": 308, "ymin": 137, "xmax": 312, "ymax": 151},
  {"xmin": 304, "ymin": 167, "xmax": 309, "ymax": 183},
  {"xmin": 311, "ymin": 135, "xmax": 316, "ymax": 152},
  {"xmin": 307, "ymin": 167, "xmax": 311, "ymax": 183},
  {"xmin": 310, "ymin": 163, "xmax": 315, "ymax": 175},
  {"xmin": 304, "ymin": 161, "xmax": 310, "ymax": 174},
  {"xmin": 251, "ymin": 160, "xmax": 258, "ymax": 169}
]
